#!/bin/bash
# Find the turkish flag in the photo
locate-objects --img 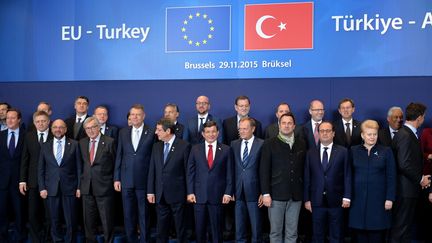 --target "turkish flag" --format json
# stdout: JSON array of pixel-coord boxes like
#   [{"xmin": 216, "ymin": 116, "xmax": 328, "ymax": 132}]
[{"xmin": 244, "ymin": 2, "xmax": 313, "ymax": 50}]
